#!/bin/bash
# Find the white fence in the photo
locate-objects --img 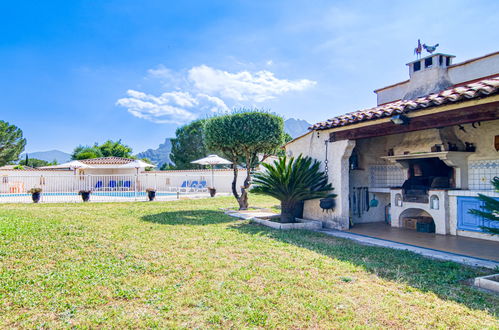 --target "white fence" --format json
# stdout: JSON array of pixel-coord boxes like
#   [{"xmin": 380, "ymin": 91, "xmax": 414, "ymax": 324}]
[{"xmin": 0, "ymin": 171, "xmax": 246, "ymax": 203}]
